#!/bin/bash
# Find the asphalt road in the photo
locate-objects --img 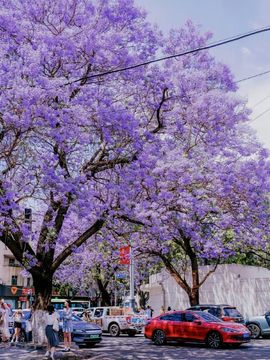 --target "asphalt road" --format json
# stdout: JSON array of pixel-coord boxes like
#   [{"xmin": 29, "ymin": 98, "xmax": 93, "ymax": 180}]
[{"xmin": 1, "ymin": 335, "xmax": 270, "ymax": 360}]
